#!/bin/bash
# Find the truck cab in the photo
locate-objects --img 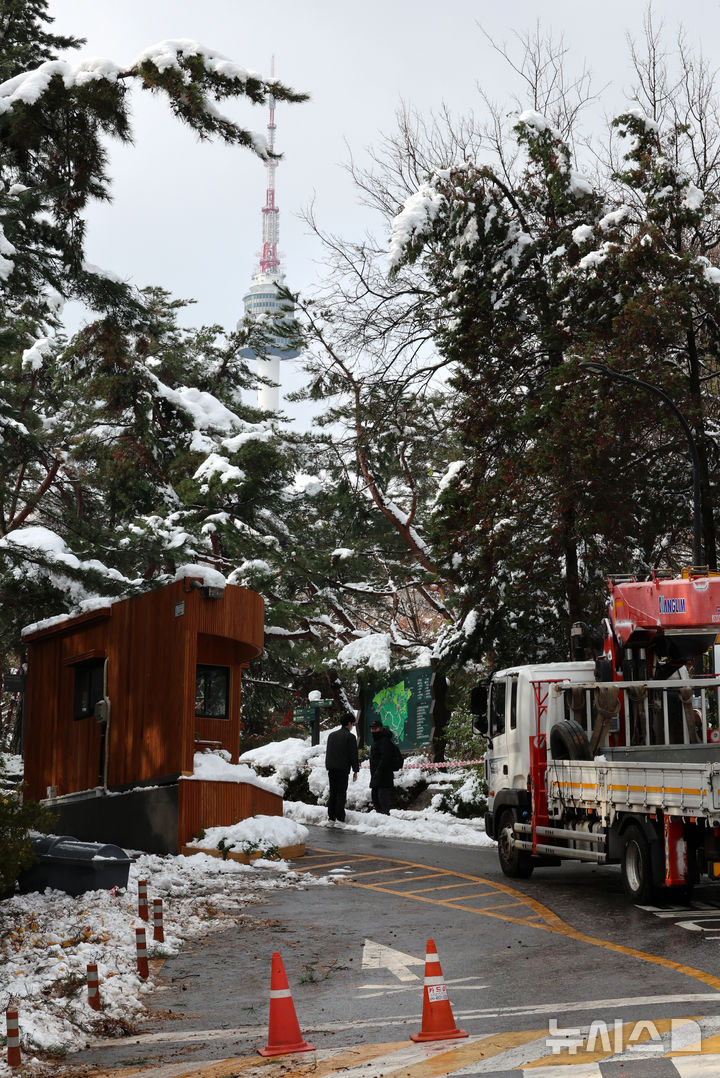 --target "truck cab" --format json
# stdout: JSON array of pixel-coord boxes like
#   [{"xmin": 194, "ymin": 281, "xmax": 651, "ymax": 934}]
[{"xmin": 480, "ymin": 660, "xmax": 596, "ymax": 844}]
